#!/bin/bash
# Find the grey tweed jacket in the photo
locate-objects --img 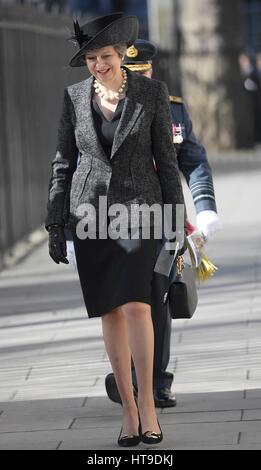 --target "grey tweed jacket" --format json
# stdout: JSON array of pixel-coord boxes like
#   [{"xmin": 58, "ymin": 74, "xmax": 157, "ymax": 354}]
[{"xmin": 45, "ymin": 68, "xmax": 184, "ymax": 231}]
